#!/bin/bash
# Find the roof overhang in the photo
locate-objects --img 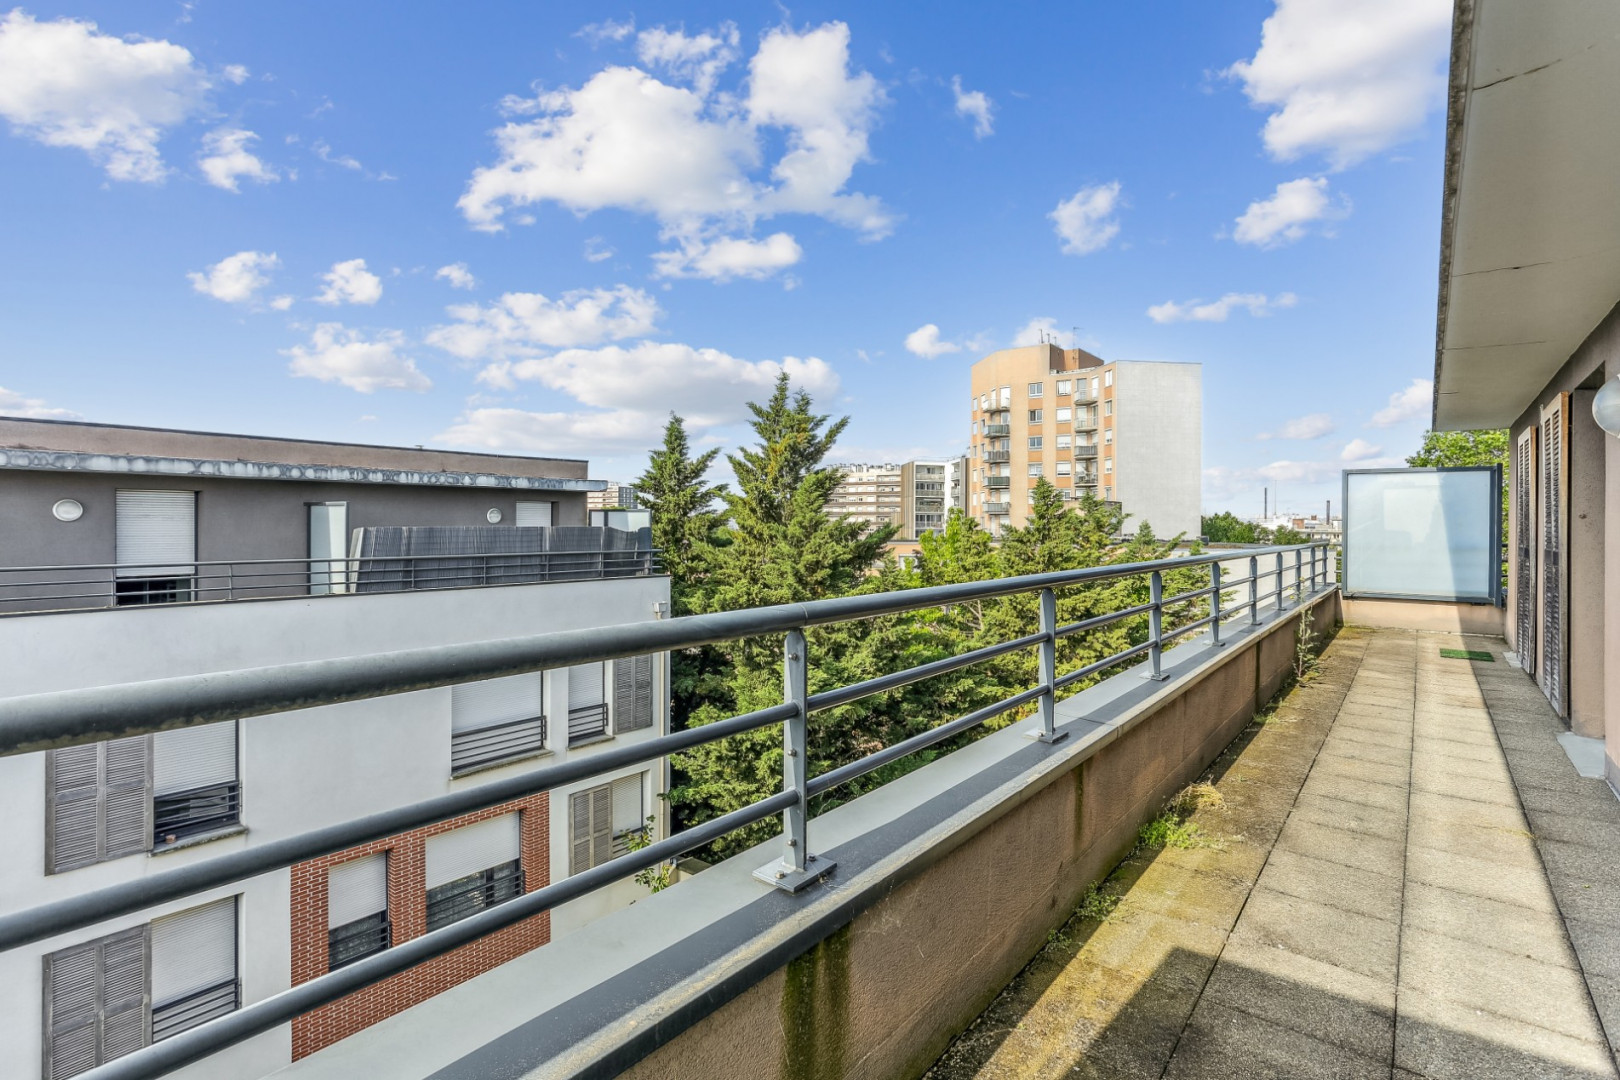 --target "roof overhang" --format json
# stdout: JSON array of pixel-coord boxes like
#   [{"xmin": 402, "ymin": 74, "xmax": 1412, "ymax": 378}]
[{"xmin": 1434, "ymin": 0, "xmax": 1620, "ymax": 430}]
